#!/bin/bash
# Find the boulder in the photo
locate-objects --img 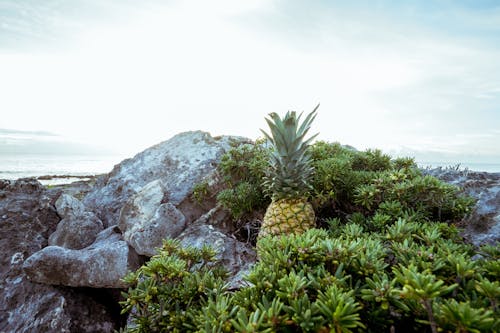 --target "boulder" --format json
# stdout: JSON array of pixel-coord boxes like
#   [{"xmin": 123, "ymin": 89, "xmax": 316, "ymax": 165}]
[
  {"xmin": 83, "ymin": 131, "xmax": 247, "ymax": 227},
  {"xmin": 49, "ymin": 211, "xmax": 104, "ymax": 250},
  {"xmin": 177, "ymin": 209, "xmax": 257, "ymax": 289},
  {"xmin": 24, "ymin": 226, "xmax": 141, "ymax": 288},
  {"xmin": 50, "ymin": 193, "xmax": 105, "ymax": 250},
  {"xmin": 0, "ymin": 179, "xmax": 117, "ymax": 333},
  {"xmin": 118, "ymin": 180, "xmax": 186, "ymax": 256},
  {"xmin": 425, "ymin": 168, "xmax": 500, "ymax": 245},
  {"xmin": 55, "ymin": 193, "xmax": 86, "ymax": 219}
]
